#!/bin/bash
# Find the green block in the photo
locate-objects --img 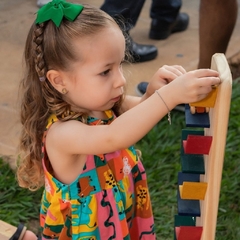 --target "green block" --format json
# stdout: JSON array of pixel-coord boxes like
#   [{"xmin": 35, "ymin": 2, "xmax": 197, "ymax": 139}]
[
  {"xmin": 181, "ymin": 154, "xmax": 205, "ymax": 174},
  {"xmin": 174, "ymin": 215, "xmax": 196, "ymax": 240},
  {"xmin": 181, "ymin": 129, "xmax": 204, "ymax": 140},
  {"xmin": 181, "ymin": 129, "xmax": 205, "ymax": 174}
]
